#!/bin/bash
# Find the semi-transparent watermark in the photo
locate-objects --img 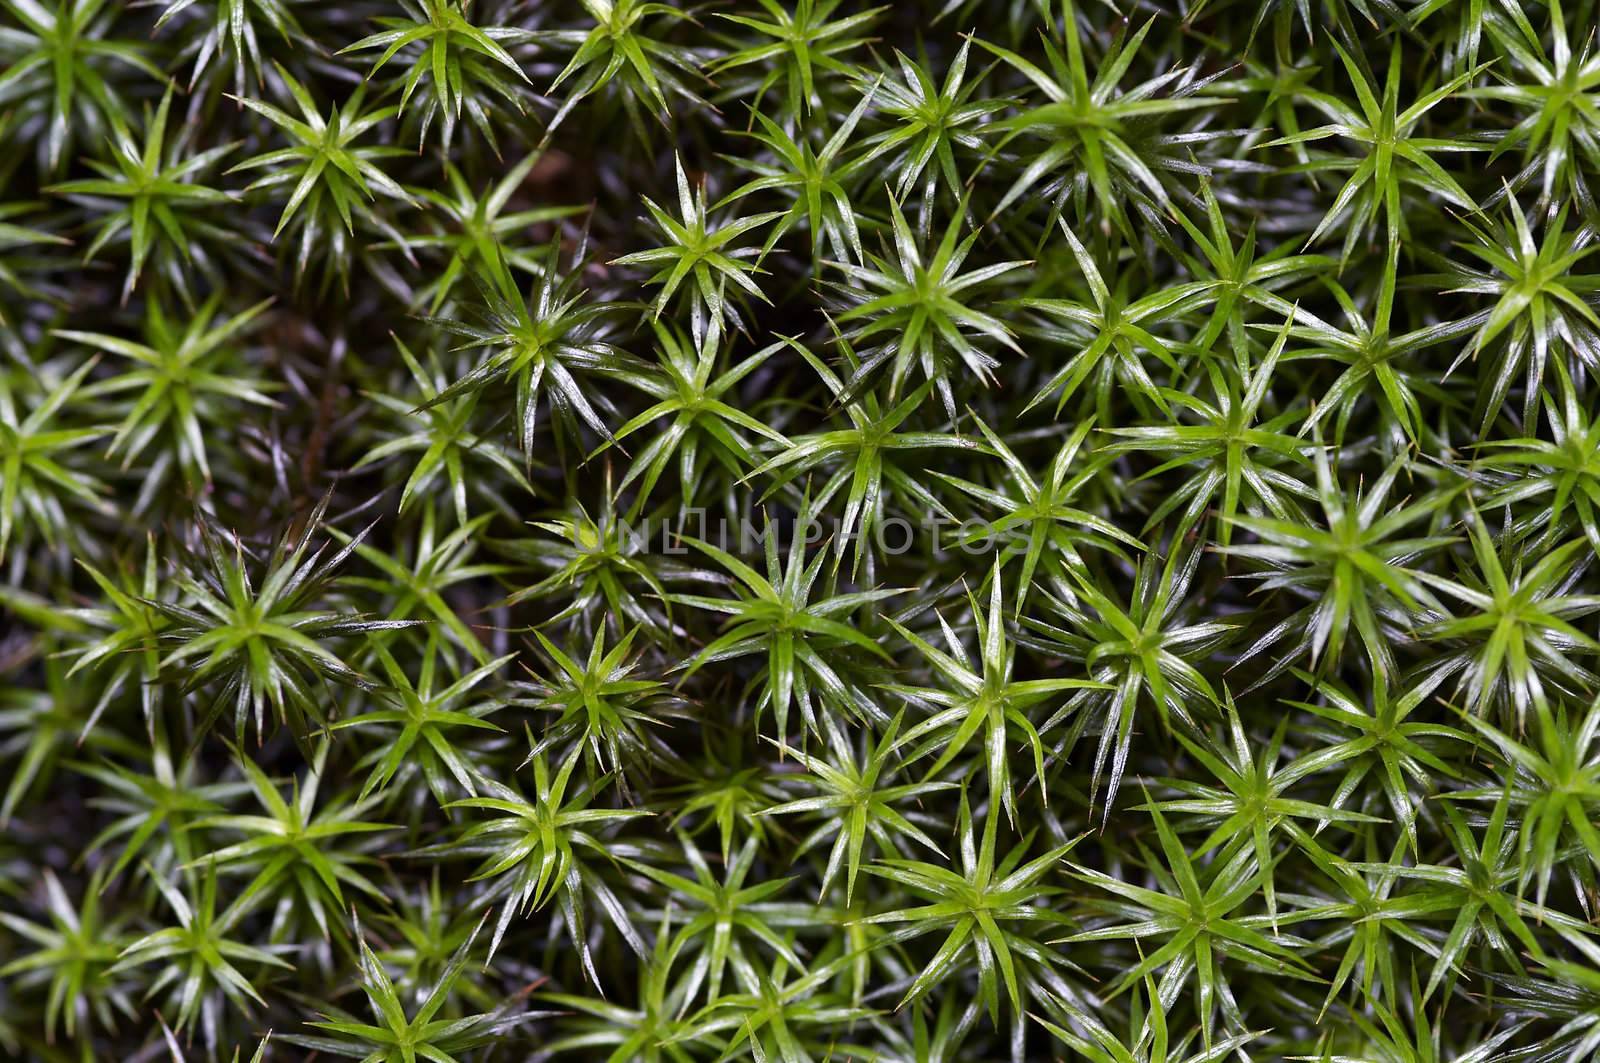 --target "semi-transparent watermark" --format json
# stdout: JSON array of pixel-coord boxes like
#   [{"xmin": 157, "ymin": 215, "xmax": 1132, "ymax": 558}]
[{"xmin": 577, "ymin": 507, "xmax": 1011, "ymax": 559}]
